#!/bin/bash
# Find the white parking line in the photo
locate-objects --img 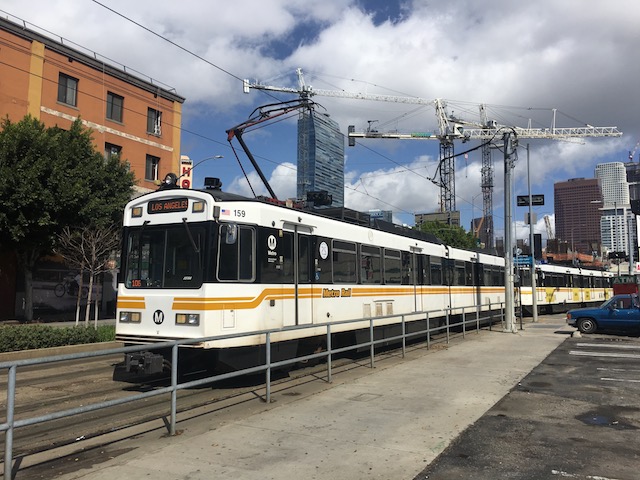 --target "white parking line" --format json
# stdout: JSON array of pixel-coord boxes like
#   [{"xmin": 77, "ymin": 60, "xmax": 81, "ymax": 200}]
[
  {"xmin": 600, "ymin": 377, "xmax": 640, "ymax": 383},
  {"xmin": 597, "ymin": 367, "xmax": 640, "ymax": 373},
  {"xmin": 576, "ymin": 343, "xmax": 640, "ymax": 350},
  {"xmin": 551, "ymin": 469, "xmax": 621, "ymax": 479},
  {"xmin": 570, "ymin": 350, "xmax": 640, "ymax": 359}
]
